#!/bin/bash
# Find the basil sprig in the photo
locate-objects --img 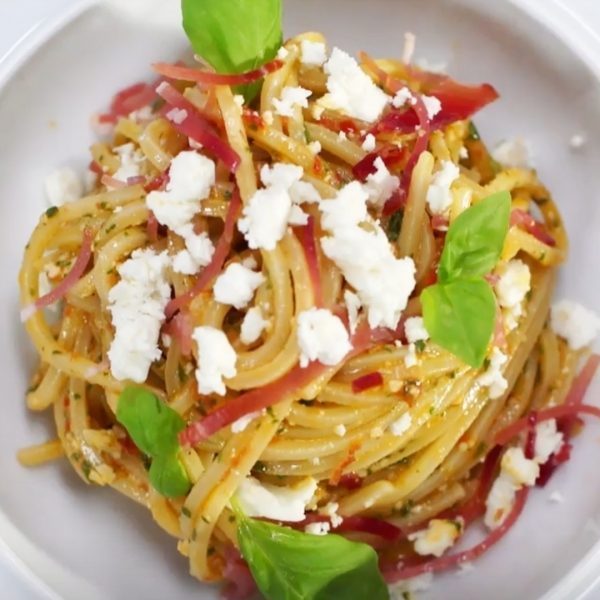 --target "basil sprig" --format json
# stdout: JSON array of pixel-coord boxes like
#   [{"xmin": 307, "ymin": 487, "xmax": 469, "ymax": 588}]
[
  {"xmin": 233, "ymin": 505, "xmax": 389, "ymax": 600},
  {"xmin": 116, "ymin": 387, "xmax": 191, "ymax": 497},
  {"xmin": 422, "ymin": 191, "xmax": 510, "ymax": 368},
  {"xmin": 181, "ymin": 0, "xmax": 282, "ymax": 100}
]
